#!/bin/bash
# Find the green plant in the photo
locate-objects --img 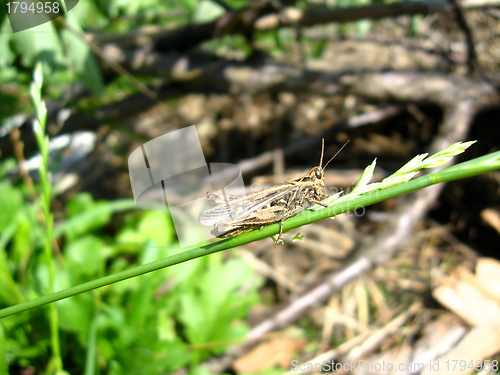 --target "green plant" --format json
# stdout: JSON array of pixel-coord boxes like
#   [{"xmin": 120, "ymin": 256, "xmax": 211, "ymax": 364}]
[
  {"xmin": 0, "ymin": 185, "xmax": 263, "ymax": 373},
  {"xmin": 2, "ymin": 140, "xmax": 498, "ymax": 321},
  {"xmin": 30, "ymin": 62, "xmax": 64, "ymax": 375},
  {"xmin": 0, "ymin": 62, "xmax": 266, "ymax": 374},
  {"xmin": 2, "ymin": 117, "xmax": 499, "ymax": 374}
]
